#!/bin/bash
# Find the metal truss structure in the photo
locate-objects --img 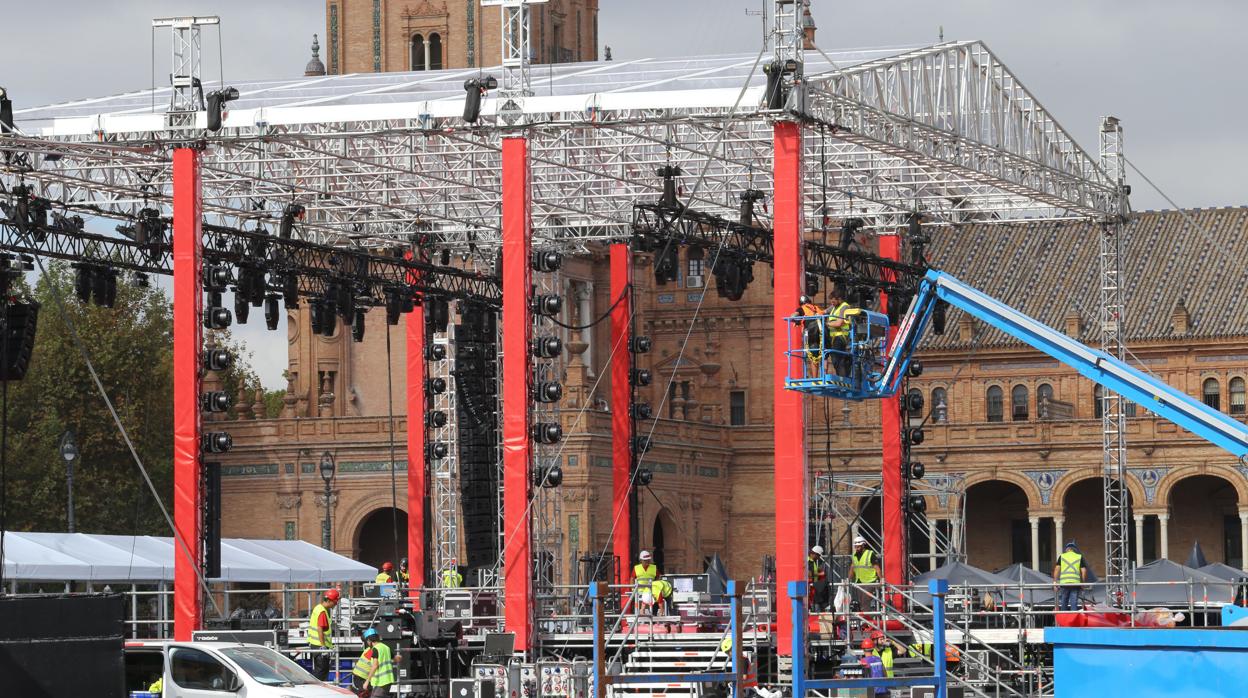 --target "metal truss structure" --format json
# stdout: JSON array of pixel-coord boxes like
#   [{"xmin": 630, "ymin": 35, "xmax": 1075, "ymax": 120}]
[
  {"xmin": 430, "ymin": 325, "xmax": 460, "ymax": 580},
  {"xmin": 531, "ymin": 264, "xmax": 565, "ymax": 610},
  {"xmin": 3, "ymin": 42, "xmax": 1118, "ymax": 254}
]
